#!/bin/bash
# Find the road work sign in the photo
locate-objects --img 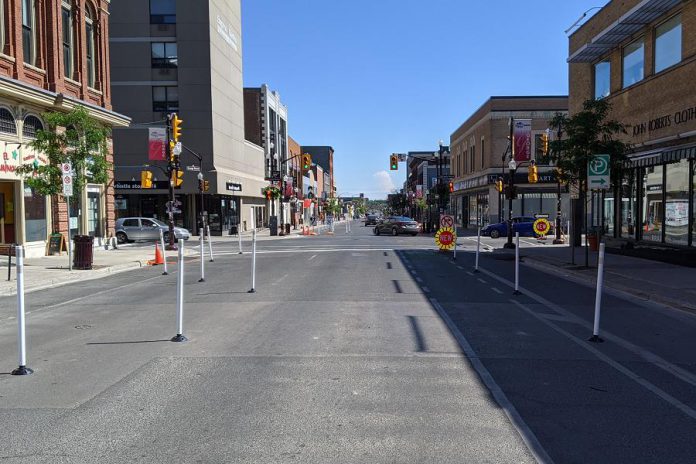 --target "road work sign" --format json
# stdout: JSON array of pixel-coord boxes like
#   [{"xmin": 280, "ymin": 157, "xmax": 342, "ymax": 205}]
[
  {"xmin": 435, "ymin": 227, "xmax": 456, "ymax": 250},
  {"xmin": 588, "ymin": 154, "xmax": 610, "ymax": 190}
]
